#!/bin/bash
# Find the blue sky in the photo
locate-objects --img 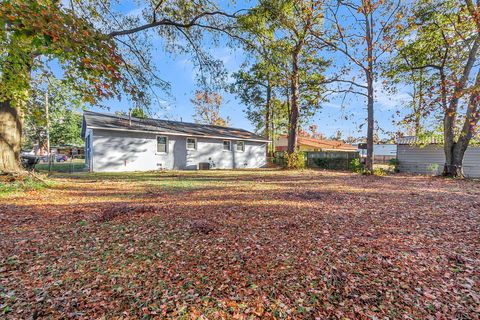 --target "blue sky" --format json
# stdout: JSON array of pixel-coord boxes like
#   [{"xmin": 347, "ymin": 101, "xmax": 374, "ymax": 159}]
[
  {"xmin": 93, "ymin": 45, "xmax": 408, "ymax": 139},
  {"xmin": 83, "ymin": 1, "xmax": 410, "ymax": 139}
]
